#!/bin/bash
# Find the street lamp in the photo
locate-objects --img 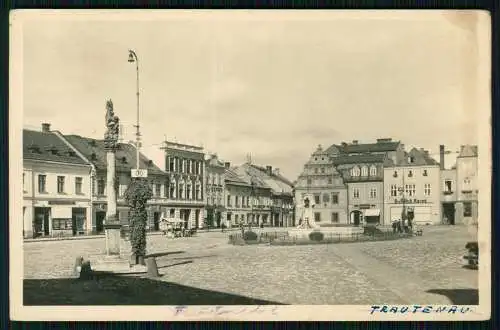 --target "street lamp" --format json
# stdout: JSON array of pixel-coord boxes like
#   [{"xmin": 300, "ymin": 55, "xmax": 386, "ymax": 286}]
[{"xmin": 128, "ymin": 49, "xmax": 140, "ymax": 171}]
